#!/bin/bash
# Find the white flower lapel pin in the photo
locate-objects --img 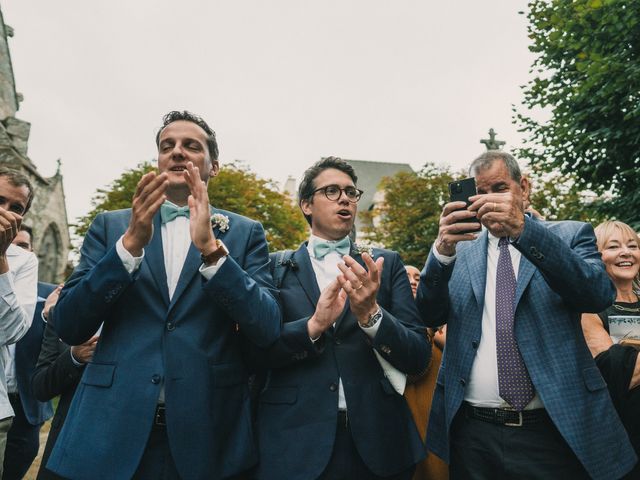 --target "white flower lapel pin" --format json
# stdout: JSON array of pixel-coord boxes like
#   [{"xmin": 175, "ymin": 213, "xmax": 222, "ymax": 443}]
[
  {"xmin": 353, "ymin": 242, "xmax": 374, "ymax": 257},
  {"xmin": 210, "ymin": 213, "xmax": 230, "ymax": 232}
]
